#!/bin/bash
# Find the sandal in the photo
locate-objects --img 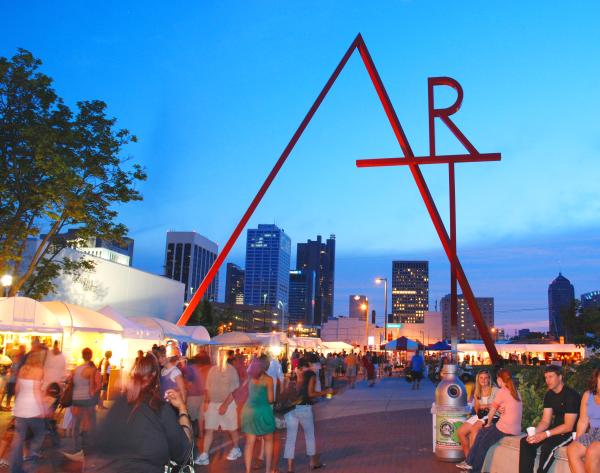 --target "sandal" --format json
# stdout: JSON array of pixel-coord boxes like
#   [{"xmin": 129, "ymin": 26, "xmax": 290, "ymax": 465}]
[{"xmin": 310, "ymin": 464, "xmax": 325, "ymax": 470}]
